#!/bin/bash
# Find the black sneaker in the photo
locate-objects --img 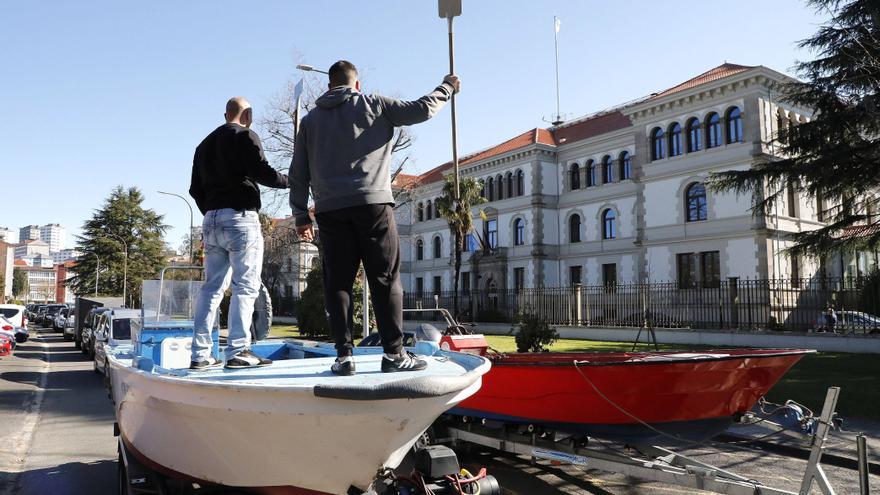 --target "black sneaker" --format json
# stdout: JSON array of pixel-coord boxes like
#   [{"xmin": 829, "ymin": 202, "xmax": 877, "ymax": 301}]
[
  {"xmin": 382, "ymin": 351, "xmax": 428, "ymax": 373},
  {"xmin": 225, "ymin": 349, "xmax": 272, "ymax": 369},
  {"xmin": 331, "ymin": 357, "xmax": 355, "ymax": 376},
  {"xmin": 189, "ymin": 357, "xmax": 222, "ymax": 371}
]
